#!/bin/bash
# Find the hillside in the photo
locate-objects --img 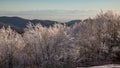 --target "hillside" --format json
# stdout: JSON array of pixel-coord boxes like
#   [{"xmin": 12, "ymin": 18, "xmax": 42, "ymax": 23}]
[
  {"xmin": 0, "ymin": 16, "xmax": 82, "ymax": 28},
  {"xmin": 0, "ymin": 16, "xmax": 60, "ymax": 28}
]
